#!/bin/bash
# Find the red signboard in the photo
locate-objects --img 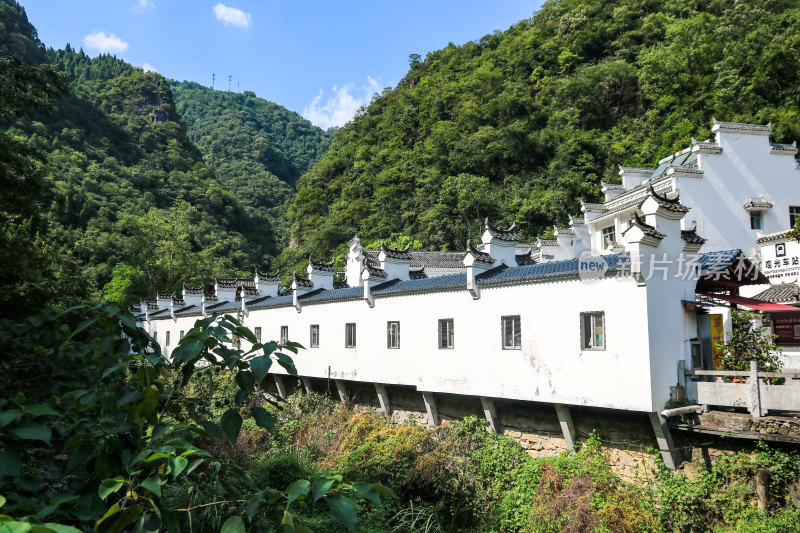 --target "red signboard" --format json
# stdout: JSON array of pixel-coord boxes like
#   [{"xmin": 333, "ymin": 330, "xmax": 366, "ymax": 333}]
[{"xmin": 772, "ymin": 311, "xmax": 800, "ymax": 344}]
